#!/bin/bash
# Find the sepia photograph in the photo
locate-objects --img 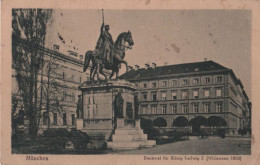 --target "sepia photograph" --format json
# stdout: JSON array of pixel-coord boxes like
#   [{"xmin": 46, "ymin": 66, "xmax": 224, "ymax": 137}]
[
  {"xmin": 1, "ymin": 0, "xmax": 260, "ymax": 164},
  {"xmin": 10, "ymin": 9, "xmax": 251, "ymax": 155}
]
